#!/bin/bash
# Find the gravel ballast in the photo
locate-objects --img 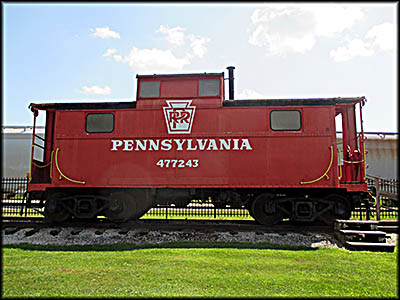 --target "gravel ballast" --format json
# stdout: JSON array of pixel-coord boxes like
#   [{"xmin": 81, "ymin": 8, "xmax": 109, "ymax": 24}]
[
  {"xmin": 3, "ymin": 227, "xmax": 397, "ymax": 249},
  {"xmin": 3, "ymin": 227, "xmax": 341, "ymax": 248}
]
